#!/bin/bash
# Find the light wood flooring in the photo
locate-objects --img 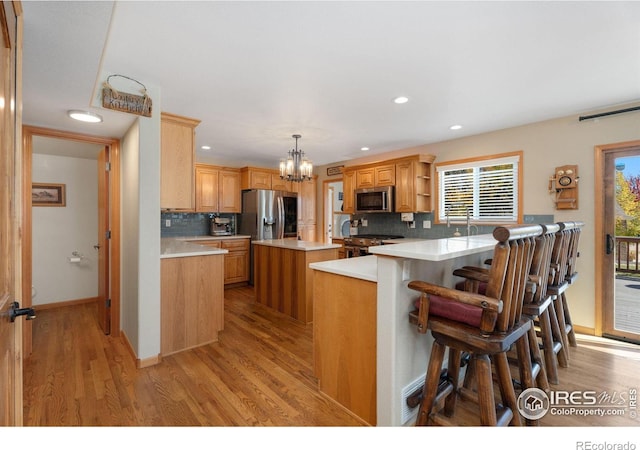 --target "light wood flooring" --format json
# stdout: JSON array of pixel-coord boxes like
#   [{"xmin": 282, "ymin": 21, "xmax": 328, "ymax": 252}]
[{"xmin": 23, "ymin": 285, "xmax": 640, "ymax": 428}]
